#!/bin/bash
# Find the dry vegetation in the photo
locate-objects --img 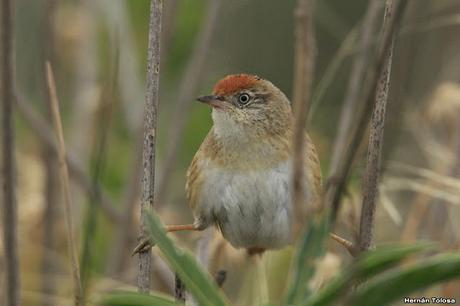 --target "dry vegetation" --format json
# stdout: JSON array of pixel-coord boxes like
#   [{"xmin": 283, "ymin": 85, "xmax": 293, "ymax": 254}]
[{"xmin": 2, "ymin": 0, "xmax": 460, "ymax": 305}]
